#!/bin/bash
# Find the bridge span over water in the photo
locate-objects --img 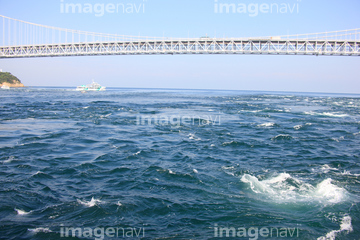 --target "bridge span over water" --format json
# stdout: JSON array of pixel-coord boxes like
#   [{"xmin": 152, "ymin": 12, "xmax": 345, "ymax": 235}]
[{"xmin": 1, "ymin": 15, "xmax": 359, "ymax": 58}]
